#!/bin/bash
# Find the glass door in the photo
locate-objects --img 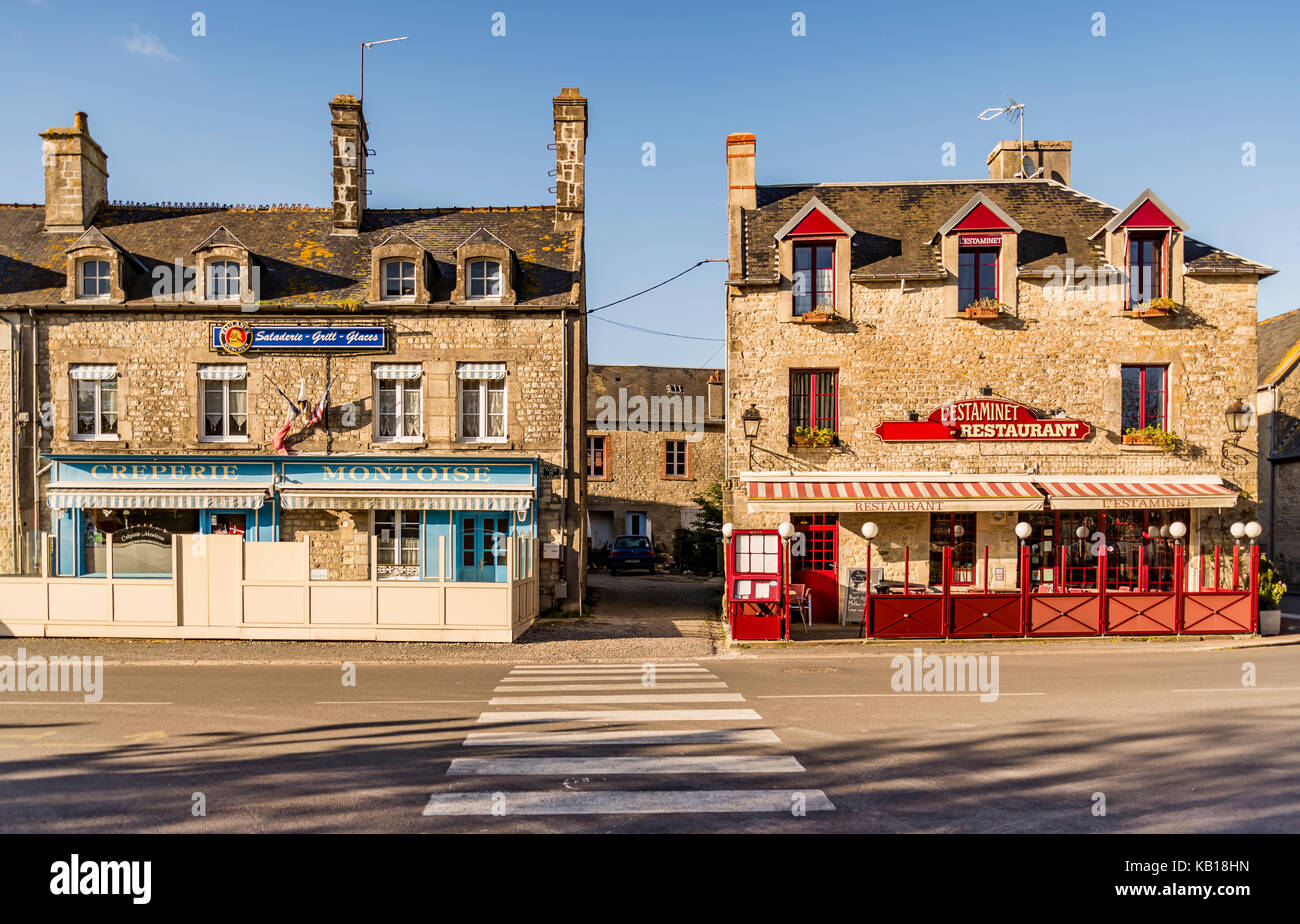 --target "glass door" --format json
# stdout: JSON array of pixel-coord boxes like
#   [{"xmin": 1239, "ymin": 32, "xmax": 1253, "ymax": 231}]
[{"xmin": 458, "ymin": 514, "xmax": 510, "ymax": 583}]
